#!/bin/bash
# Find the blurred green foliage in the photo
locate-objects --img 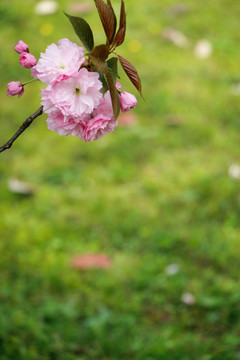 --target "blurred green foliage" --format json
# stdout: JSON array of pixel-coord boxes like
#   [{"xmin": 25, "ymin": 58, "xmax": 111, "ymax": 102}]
[{"xmin": 1, "ymin": 0, "xmax": 240, "ymax": 359}]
